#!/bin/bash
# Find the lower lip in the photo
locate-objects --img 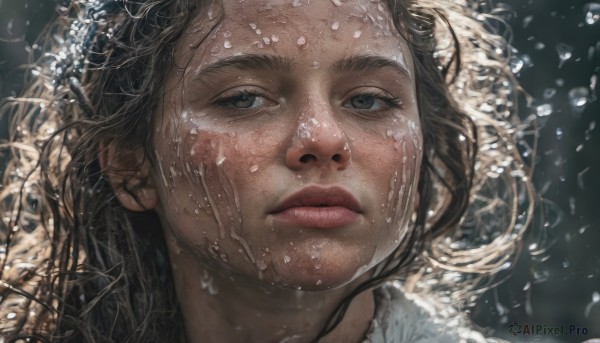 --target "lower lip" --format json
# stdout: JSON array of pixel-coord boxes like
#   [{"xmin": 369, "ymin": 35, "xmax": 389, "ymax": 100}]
[{"xmin": 271, "ymin": 206, "xmax": 359, "ymax": 229}]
